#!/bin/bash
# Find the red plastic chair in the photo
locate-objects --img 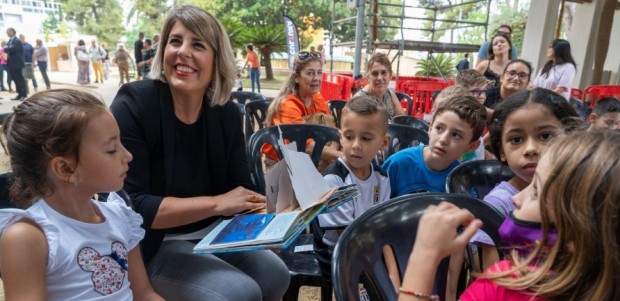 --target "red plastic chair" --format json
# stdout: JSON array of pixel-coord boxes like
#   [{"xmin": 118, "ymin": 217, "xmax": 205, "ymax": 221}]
[
  {"xmin": 571, "ymin": 88, "xmax": 584, "ymax": 100},
  {"xmin": 584, "ymin": 85, "xmax": 620, "ymax": 108}
]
